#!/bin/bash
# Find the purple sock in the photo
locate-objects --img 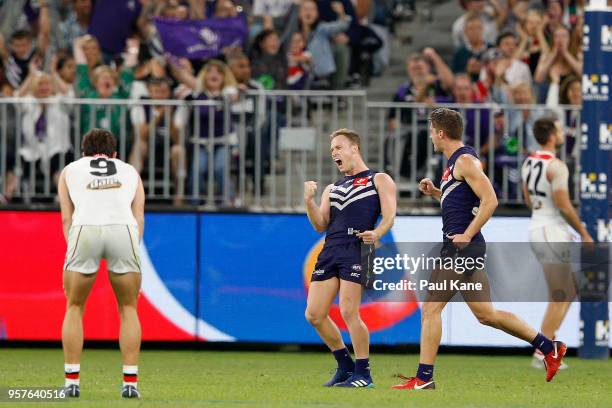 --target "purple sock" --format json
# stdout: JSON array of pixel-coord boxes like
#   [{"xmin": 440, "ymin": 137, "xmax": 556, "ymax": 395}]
[
  {"xmin": 531, "ymin": 333, "xmax": 553, "ymax": 355},
  {"xmin": 416, "ymin": 363, "xmax": 434, "ymax": 382},
  {"xmin": 355, "ymin": 358, "xmax": 370, "ymax": 376},
  {"xmin": 332, "ymin": 348, "xmax": 354, "ymax": 372}
]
